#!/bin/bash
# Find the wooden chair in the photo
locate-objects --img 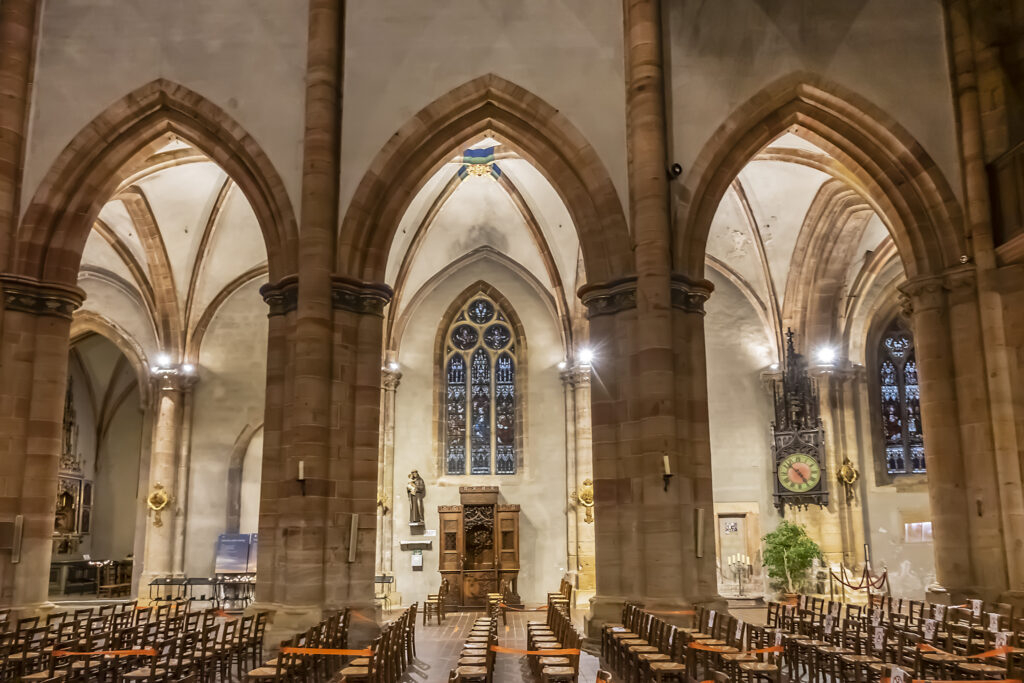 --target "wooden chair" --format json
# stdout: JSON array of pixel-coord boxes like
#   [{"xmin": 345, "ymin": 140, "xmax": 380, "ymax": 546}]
[
  {"xmin": 246, "ymin": 636, "xmax": 300, "ymax": 681},
  {"xmin": 423, "ymin": 578, "xmax": 449, "ymax": 626}
]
